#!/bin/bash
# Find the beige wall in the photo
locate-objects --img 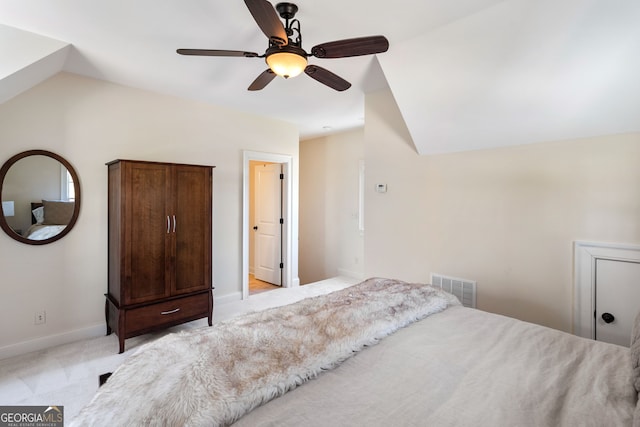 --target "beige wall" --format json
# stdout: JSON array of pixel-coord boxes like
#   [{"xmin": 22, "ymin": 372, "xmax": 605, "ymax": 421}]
[
  {"xmin": 365, "ymin": 88, "xmax": 640, "ymax": 332},
  {"xmin": 3, "ymin": 74, "xmax": 638, "ymax": 355},
  {"xmin": 299, "ymin": 130, "xmax": 365, "ymax": 284},
  {"xmin": 0, "ymin": 73, "xmax": 298, "ymax": 356}
]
